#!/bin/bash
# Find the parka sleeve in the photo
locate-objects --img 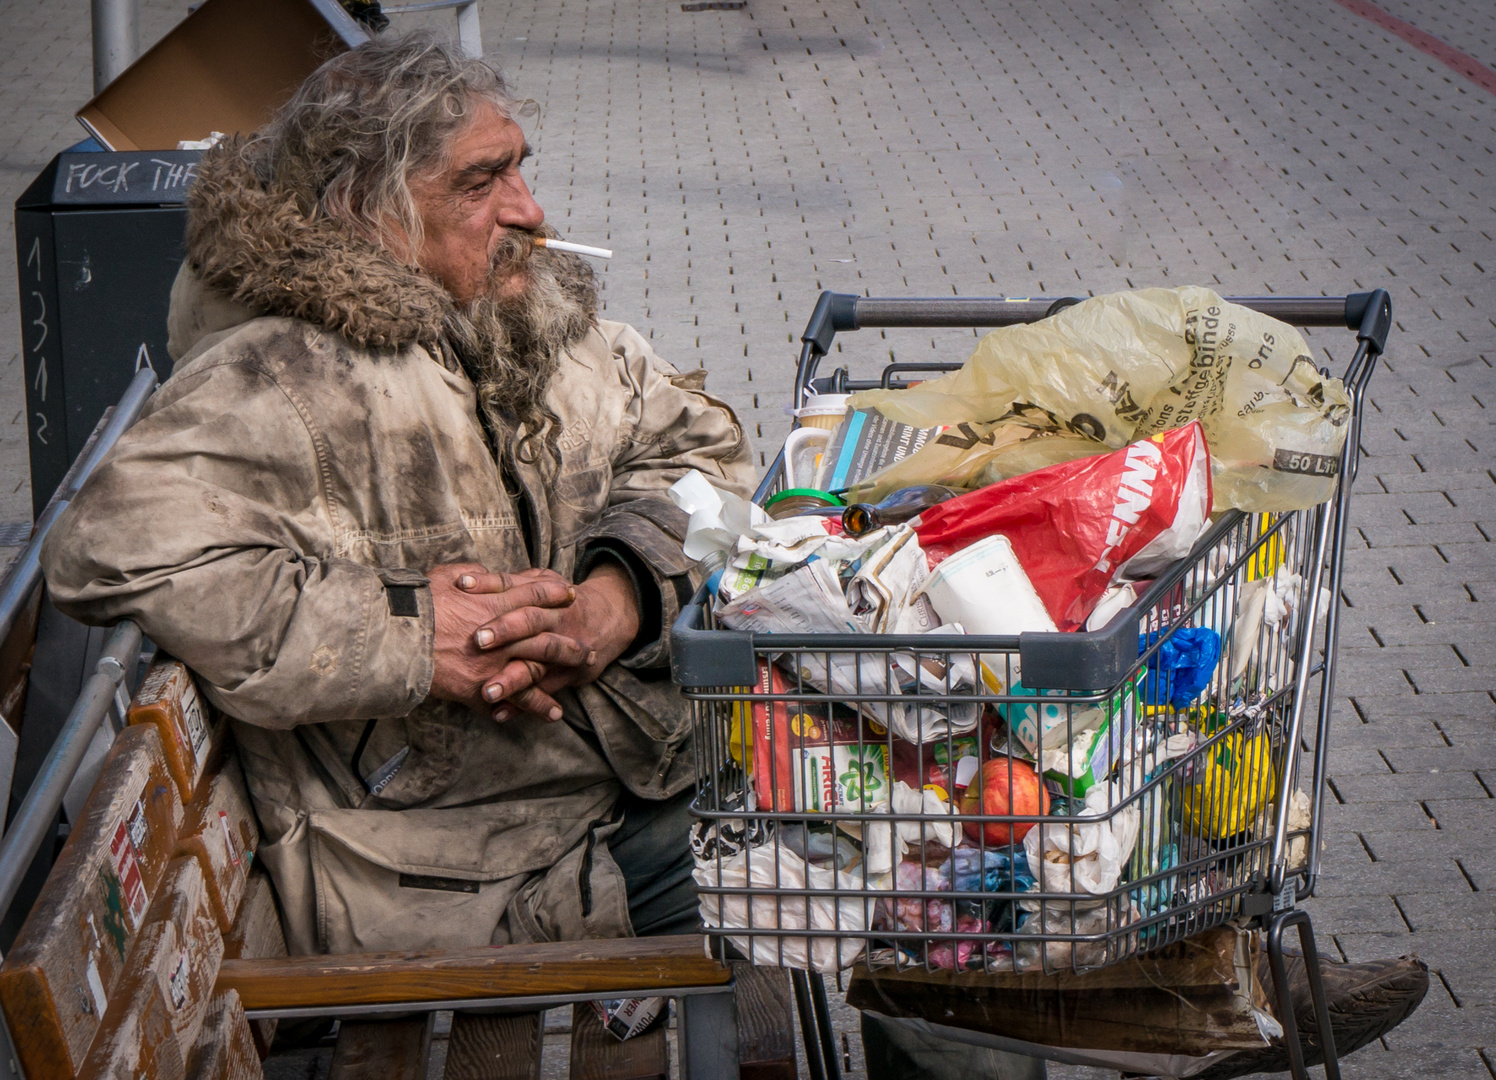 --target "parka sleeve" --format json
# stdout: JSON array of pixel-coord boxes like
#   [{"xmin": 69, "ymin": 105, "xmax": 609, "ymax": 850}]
[
  {"xmin": 39, "ymin": 359, "xmax": 434, "ymax": 729},
  {"xmin": 576, "ymin": 322, "xmax": 758, "ymax": 670}
]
